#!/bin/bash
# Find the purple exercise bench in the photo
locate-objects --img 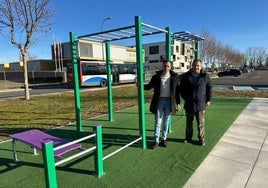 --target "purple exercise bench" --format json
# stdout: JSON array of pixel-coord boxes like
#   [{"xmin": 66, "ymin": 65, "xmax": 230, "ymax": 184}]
[{"xmin": 10, "ymin": 129, "xmax": 82, "ymax": 162}]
